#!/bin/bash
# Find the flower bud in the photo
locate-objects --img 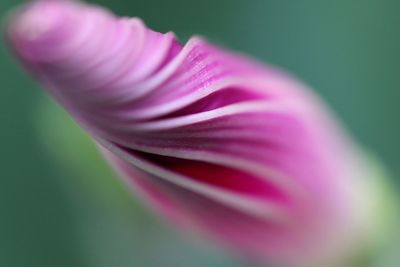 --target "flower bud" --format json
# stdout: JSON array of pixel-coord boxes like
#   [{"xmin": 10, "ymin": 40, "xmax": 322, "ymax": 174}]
[{"xmin": 6, "ymin": 1, "xmax": 394, "ymax": 266}]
